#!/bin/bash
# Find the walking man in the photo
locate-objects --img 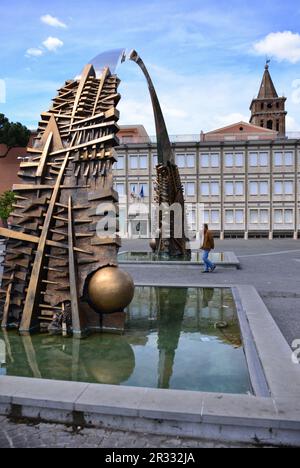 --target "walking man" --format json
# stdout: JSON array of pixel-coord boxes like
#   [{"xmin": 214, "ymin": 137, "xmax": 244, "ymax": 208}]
[{"xmin": 201, "ymin": 224, "xmax": 216, "ymax": 273}]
